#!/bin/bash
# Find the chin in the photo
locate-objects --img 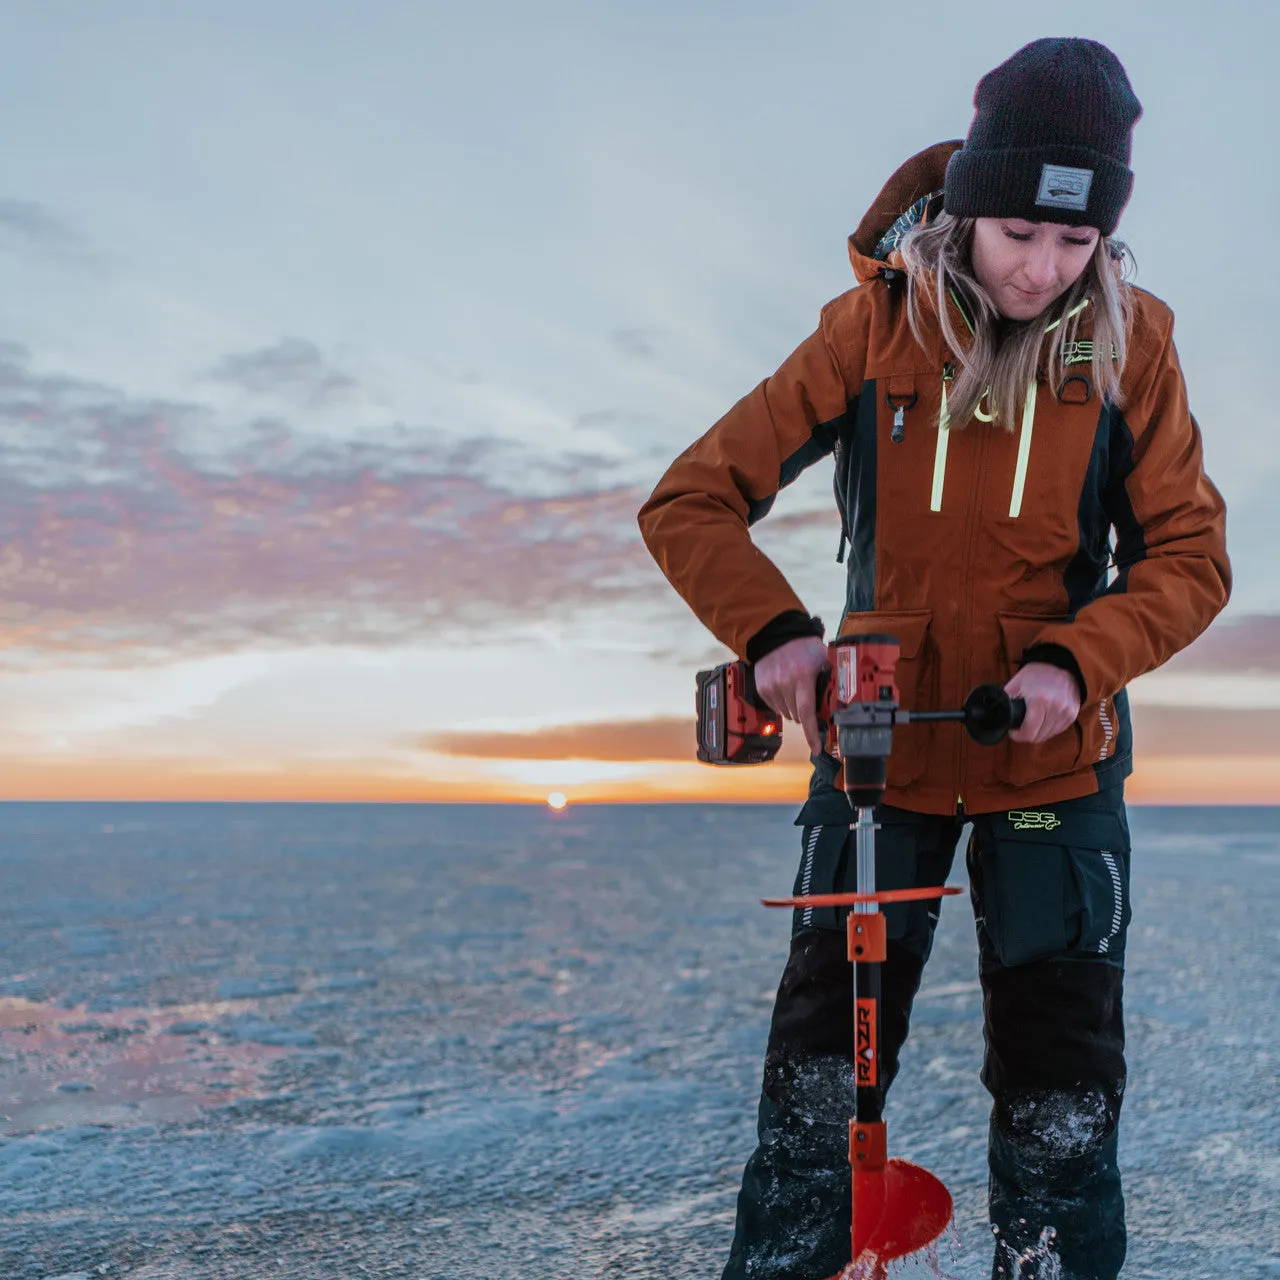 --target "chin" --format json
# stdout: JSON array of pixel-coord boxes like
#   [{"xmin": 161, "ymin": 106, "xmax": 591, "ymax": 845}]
[{"xmin": 1001, "ymin": 293, "xmax": 1053, "ymax": 321}]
